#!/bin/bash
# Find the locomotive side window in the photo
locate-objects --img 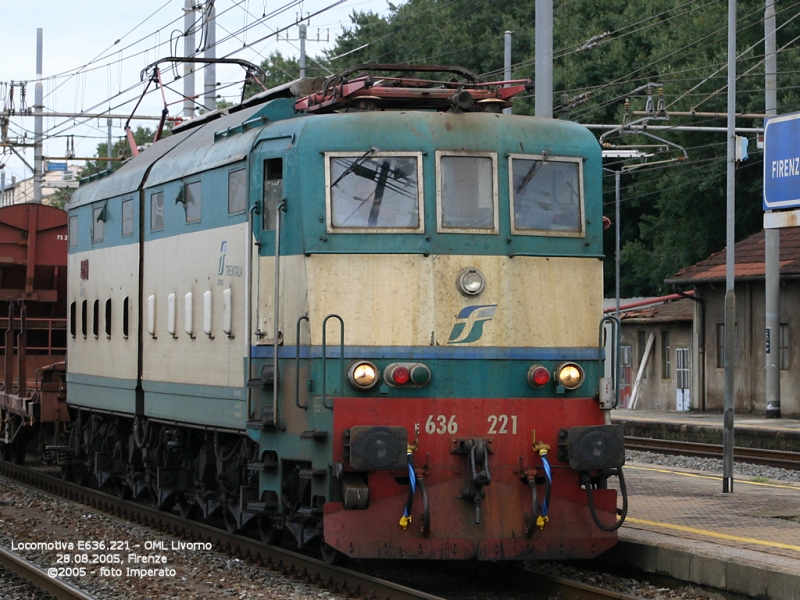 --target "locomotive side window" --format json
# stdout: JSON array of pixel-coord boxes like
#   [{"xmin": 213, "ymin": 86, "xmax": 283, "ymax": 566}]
[
  {"xmin": 263, "ymin": 159, "xmax": 282, "ymax": 230},
  {"xmin": 436, "ymin": 152, "xmax": 498, "ymax": 233},
  {"xmin": 92, "ymin": 206, "xmax": 105, "ymax": 243},
  {"xmin": 121, "ymin": 199, "xmax": 134, "ymax": 237},
  {"xmin": 68, "ymin": 215, "xmax": 78, "ymax": 247},
  {"xmin": 326, "ymin": 152, "xmax": 423, "ymax": 232},
  {"xmin": 150, "ymin": 191, "xmax": 164, "ymax": 232},
  {"xmin": 228, "ymin": 169, "xmax": 247, "ymax": 214},
  {"xmin": 509, "ymin": 155, "xmax": 584, "ymax": 236},
  {"xmin": 185, "ymin": 181, "xmax": 202, "ymax": 223},
  {"xmin": 70, "ymin": 301, "xmax": 76, "ymax": 338}
]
